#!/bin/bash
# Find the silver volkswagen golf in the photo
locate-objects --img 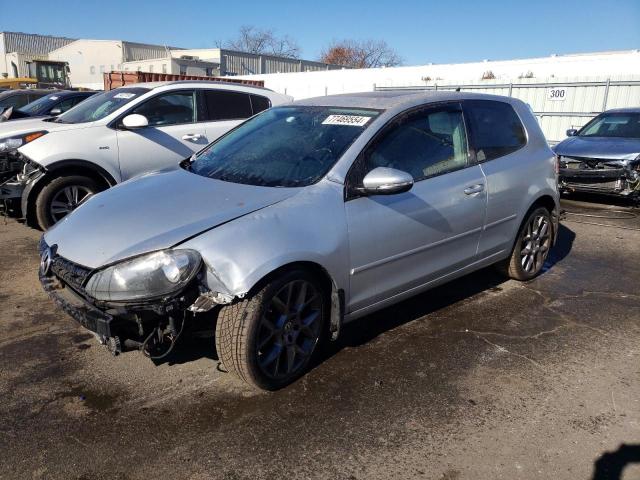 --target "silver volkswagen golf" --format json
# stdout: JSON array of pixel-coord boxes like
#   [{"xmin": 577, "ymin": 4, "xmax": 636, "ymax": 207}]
[{"xmin": 39, "ymin": 91, "xmax": 559, "ymax": 390}]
